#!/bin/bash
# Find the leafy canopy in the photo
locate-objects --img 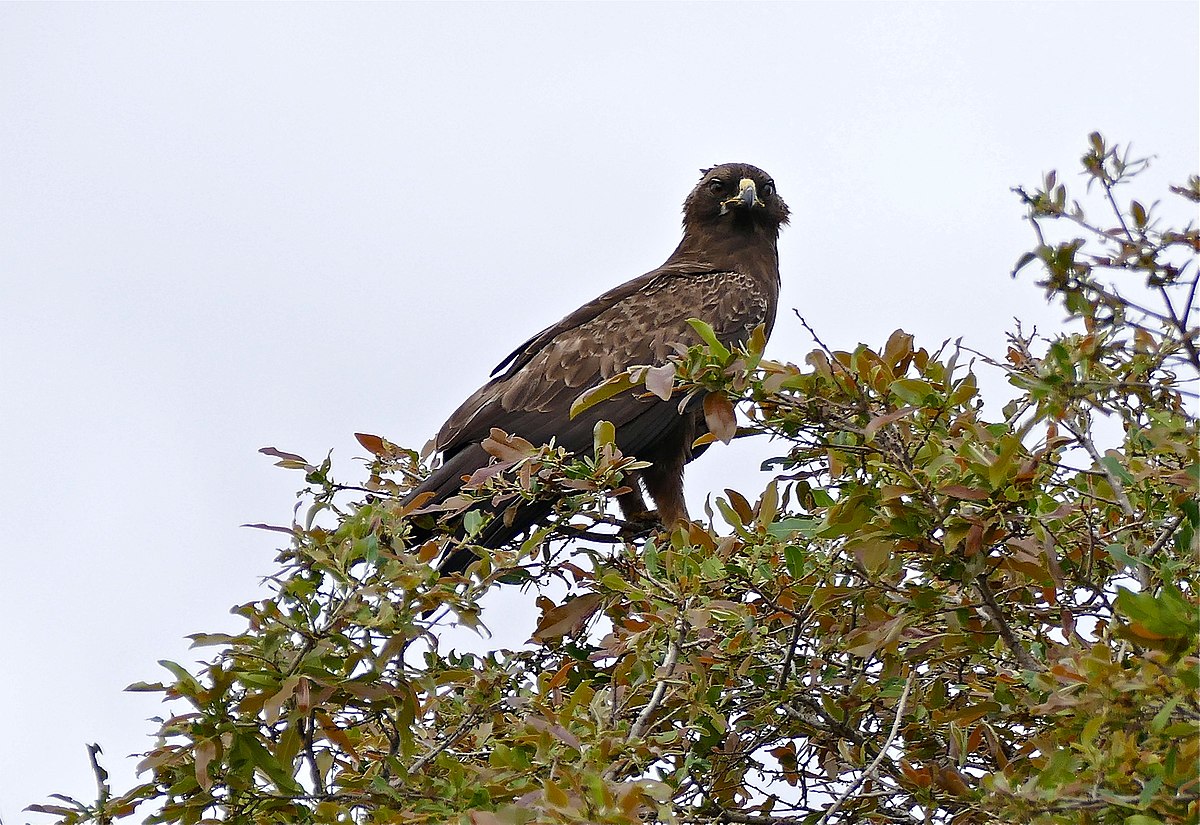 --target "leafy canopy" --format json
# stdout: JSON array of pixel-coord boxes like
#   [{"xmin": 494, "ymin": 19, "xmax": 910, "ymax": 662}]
[{"xmin": 34, "ymin": 135, "xmax": 1199, "ymax": 825}]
